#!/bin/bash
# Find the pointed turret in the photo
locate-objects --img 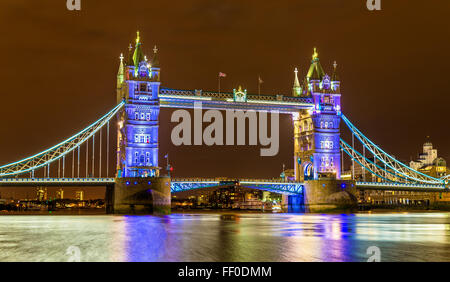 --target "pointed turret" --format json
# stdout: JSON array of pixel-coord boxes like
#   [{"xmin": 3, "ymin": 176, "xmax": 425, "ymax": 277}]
[
  {"xmin": 127, "ymin": 43, "xmax": 134, "ymax": 66},
  {"xmin": 132, "ymin": 31, "xmax": 145, "ymax": 69},
  {"xmin": 151, "ymin": 45, "xmax": 160, "ymax": 68},
  {"xmin": 331, "ymin": 61, "xmax": 339, "ymax": 82},
  {"xmin": 331, "ymin": 61, "xmax": 340, "ymax": 92},
  {"xmin": 292, "ymin": 67, "xmax": 301, "ymax": 96},
  {"xmin": 117, "ymin": 53, "xmax": 125, "ymax": 88},
  {"xmin": 307, "ymin": 48, "xmax": 325, "ymax": 81}
]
